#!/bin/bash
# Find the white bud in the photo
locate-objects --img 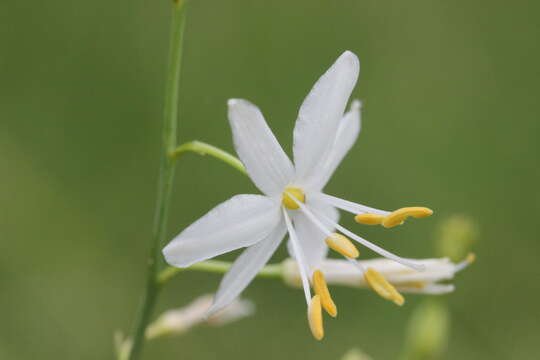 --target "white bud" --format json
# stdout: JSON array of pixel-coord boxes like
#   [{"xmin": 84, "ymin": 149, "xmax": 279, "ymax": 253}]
[{"xmin": 146, "ymin": 294, "xmax": 254, "ymax": 339}]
